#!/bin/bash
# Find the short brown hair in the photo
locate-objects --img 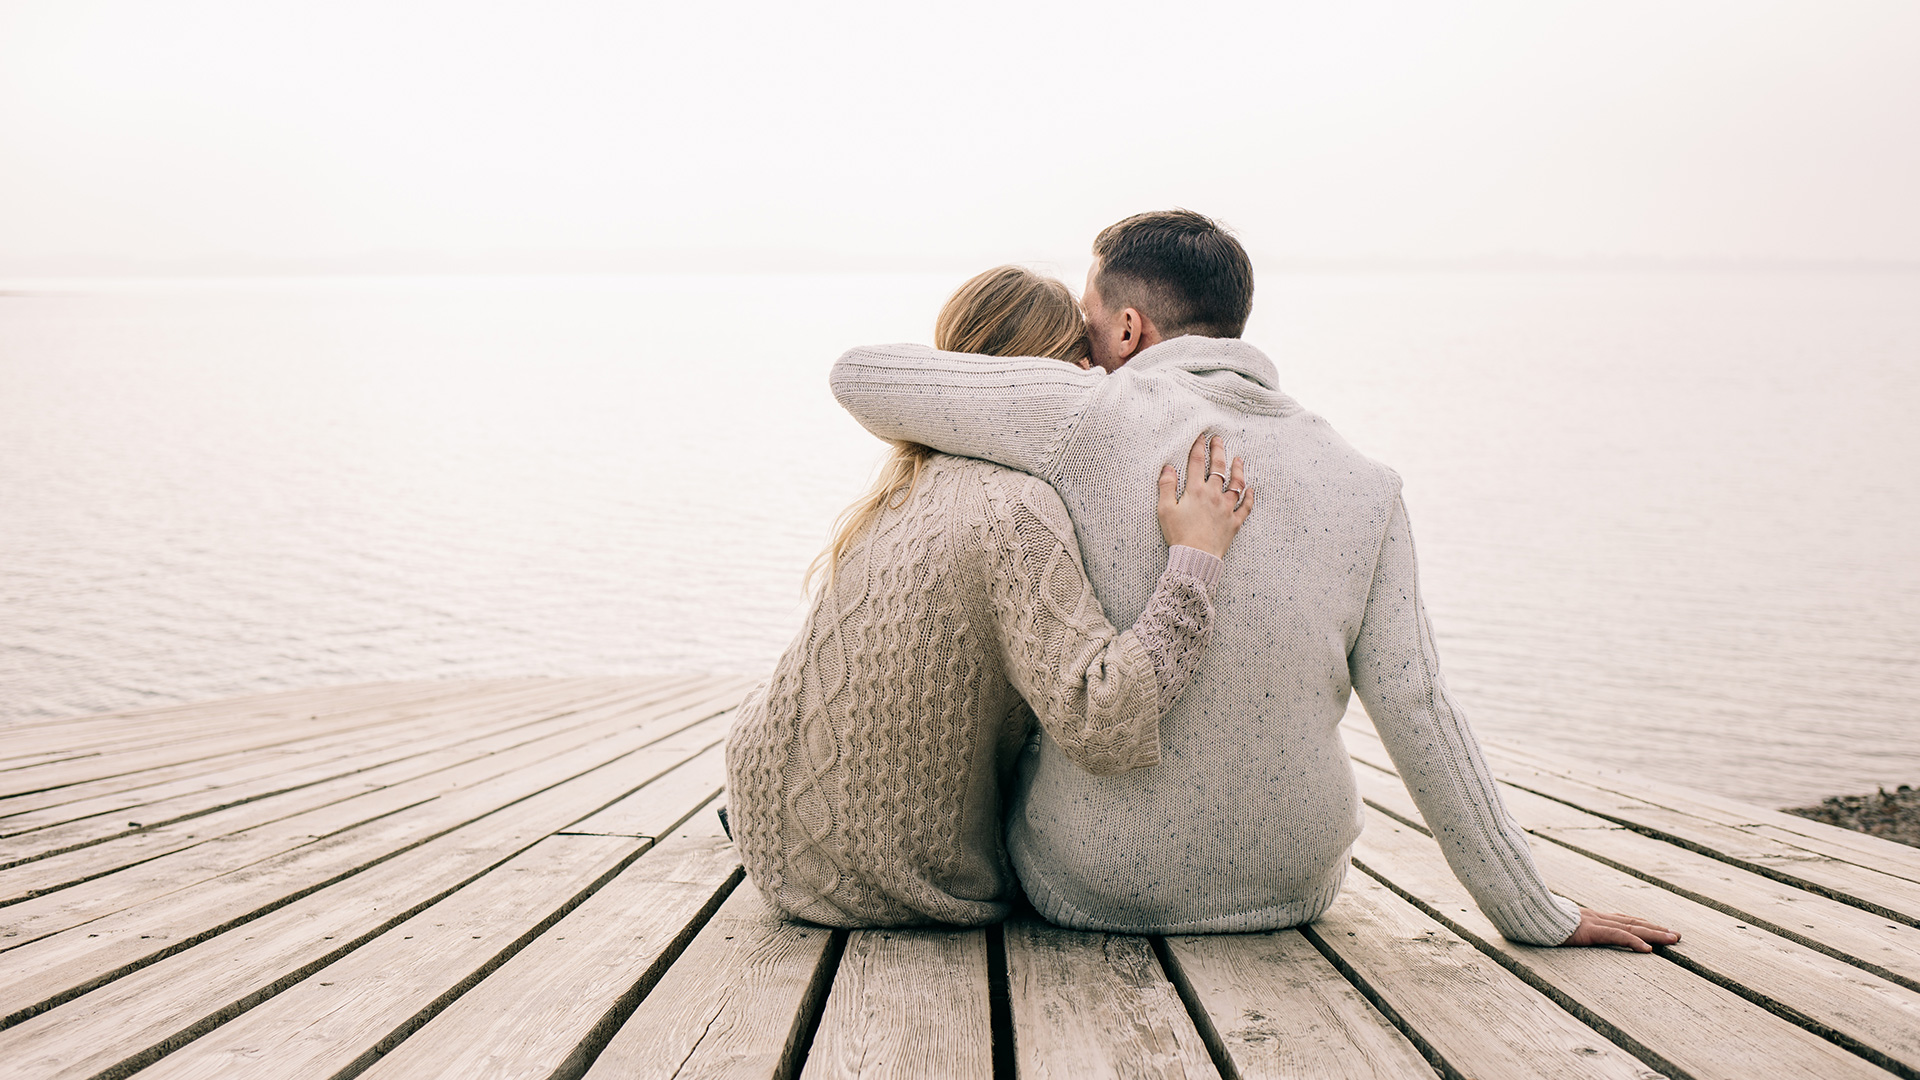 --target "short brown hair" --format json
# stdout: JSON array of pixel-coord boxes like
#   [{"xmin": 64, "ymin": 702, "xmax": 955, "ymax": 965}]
[{"xmin": 1092, "ymin": 209, "xmax": 1253, "ymax": 338}]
